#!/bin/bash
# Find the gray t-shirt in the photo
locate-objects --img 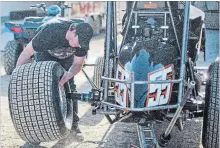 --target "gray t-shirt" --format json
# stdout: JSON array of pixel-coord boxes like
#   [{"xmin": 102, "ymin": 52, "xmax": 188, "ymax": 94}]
[{"xmin": 32, "ymin": 18, "xmax": 87, "ymax": 59}]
